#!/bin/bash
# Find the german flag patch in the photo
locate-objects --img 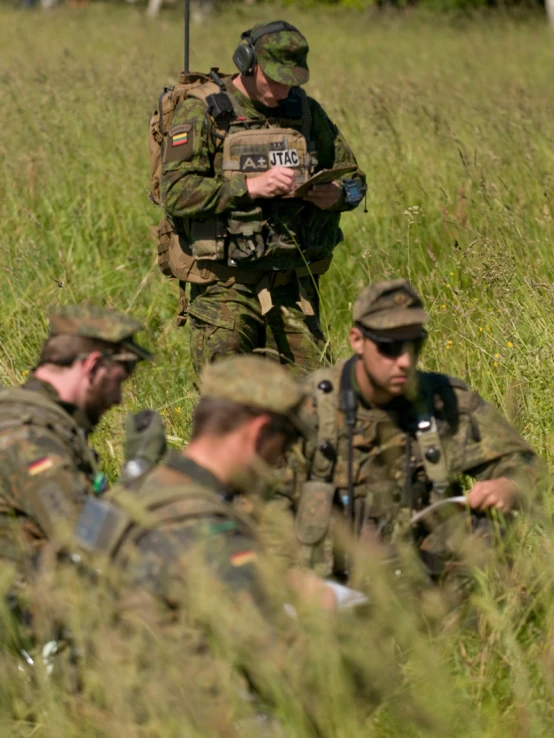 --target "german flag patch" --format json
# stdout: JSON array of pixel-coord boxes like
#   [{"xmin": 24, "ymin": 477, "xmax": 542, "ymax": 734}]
[
  {"xmin": 230, "ymin": 550, "xmax": 257, "ymax": 567},
  {"xmin": 28, "ymin": 457, "xmax": 54, "ymax": 476}
]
